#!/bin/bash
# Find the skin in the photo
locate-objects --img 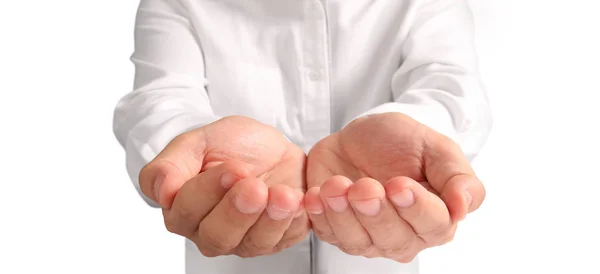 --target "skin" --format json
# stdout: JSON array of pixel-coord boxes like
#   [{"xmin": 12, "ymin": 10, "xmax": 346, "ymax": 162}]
[
  {"xmin": 139, "ymin": 112, "xmax": 485, "ymax": 261},
  {"xmin": 304, "ymin": 112, "xmax": 485, "ymax": 262},
  {"xmin": 138, "ymin": 116, "xmax": 310, "ymax": 258}
]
